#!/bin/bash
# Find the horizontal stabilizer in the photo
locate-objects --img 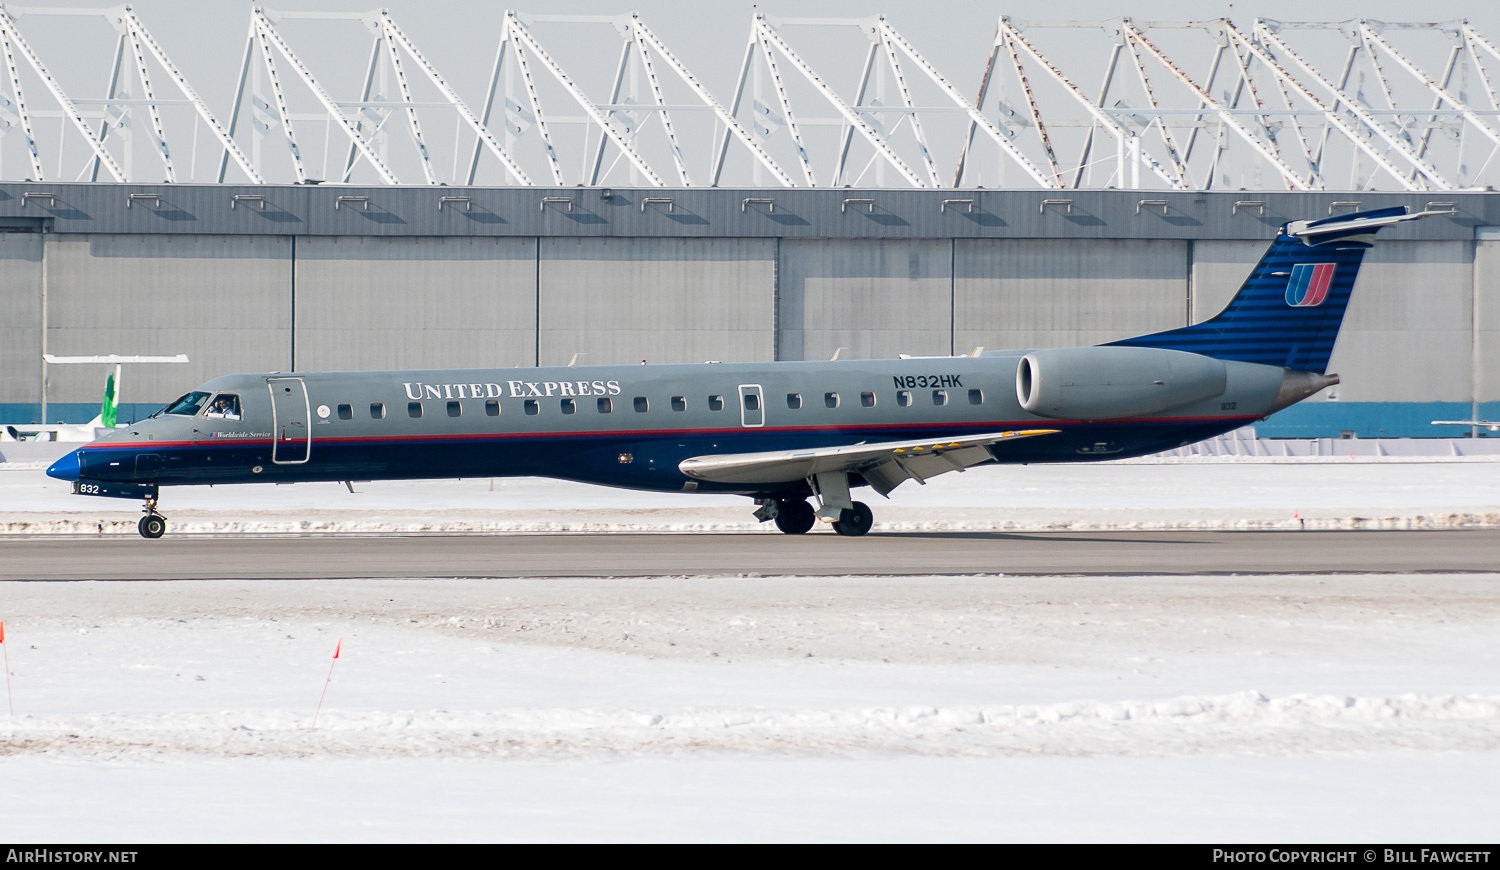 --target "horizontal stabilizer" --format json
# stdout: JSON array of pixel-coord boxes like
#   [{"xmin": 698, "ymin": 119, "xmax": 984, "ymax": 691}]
[
  {"xmin": 1284, "ymin": 206, "xmax": 1446, "ymax": 244},
  {"xmin": 679, "ymin": 428, "xmax": 1059, "ymax": 494}
]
